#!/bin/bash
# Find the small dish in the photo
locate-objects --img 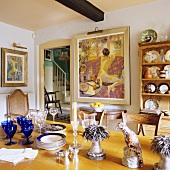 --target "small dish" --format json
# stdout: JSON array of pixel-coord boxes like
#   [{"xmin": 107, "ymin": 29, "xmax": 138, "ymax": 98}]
[
  {"xmin": 145, "ymin": 99, "xmax": 159, "ymax": 110},
  {"xmin": 139, "ymin": 29, "xmax": 157, "ymax": 43},
  {"xmin": 165, "ymin": 50, "xmax": 170, "ymax": 61},
  {"xmin": 45, "ymin": 124, "xmax": 66, "ymax": 133},
  {"xmin": 144, "ymin": 83, "xmax": 157, "ymax": 93},
  {"xmin": 157, "ymin": 83, "xmax": 169, "ymax": 94},
  {"xmin": 143, "ymin": 50, "xmax": 159, "ymax": 63}
]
